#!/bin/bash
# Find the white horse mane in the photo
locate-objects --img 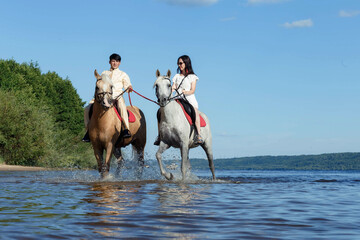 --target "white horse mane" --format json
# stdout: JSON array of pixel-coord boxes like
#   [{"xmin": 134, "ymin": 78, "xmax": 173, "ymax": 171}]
[{"xmin": 100, "ymin": 73, "xmax": 114, "ymax": 86}]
